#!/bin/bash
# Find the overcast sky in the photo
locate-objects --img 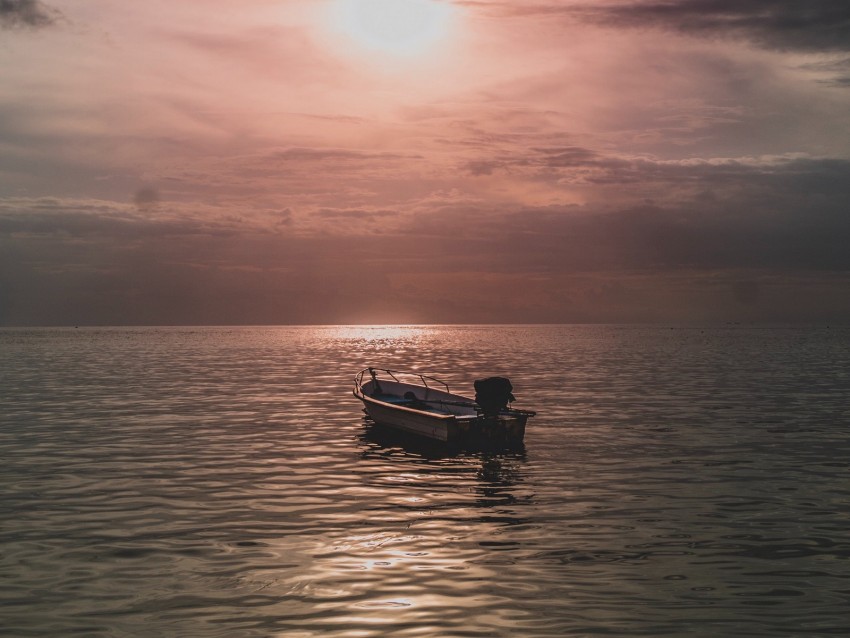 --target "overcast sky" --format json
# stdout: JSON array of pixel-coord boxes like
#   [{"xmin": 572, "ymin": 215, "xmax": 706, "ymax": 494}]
[{"xmin": 2, "ymin": 0, "xmax": 849, "ymax": 325}]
